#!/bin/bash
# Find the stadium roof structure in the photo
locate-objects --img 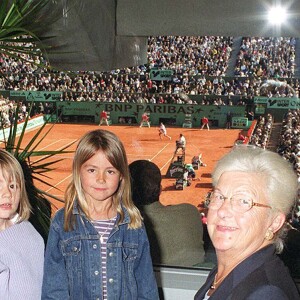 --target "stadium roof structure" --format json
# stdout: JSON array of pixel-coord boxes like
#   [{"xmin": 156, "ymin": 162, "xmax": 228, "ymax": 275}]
[
  {"xmin": 44, "ymin": 0, "xmax": 300, "ymax": 71},
  {"xmin": 117, "ymin": 0, "xmax": 300, "ymax": 38}
]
